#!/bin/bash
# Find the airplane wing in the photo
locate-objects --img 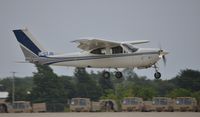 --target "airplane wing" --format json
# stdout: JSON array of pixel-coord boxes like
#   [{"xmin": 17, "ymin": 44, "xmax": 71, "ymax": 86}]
[
  {"xmin": 72, "ymin": 38, "xmax": 150, "ymax": 51},
  {"xmin": 122, "ymin": 40, "xmax": 150, "ymax": 45},
  {"xmin": 71, "ymin": 38, "xmax": 120, "ymax": 51}
]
